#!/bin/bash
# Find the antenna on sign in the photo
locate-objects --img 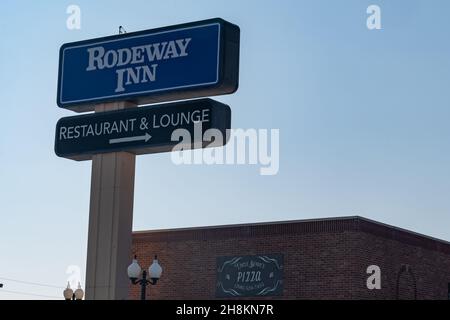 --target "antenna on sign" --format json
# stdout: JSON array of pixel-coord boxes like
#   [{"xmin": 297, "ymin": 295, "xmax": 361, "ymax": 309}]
[{"xmin": 119, "ymin": 26, "xmax": 127, "ymax": 34}]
